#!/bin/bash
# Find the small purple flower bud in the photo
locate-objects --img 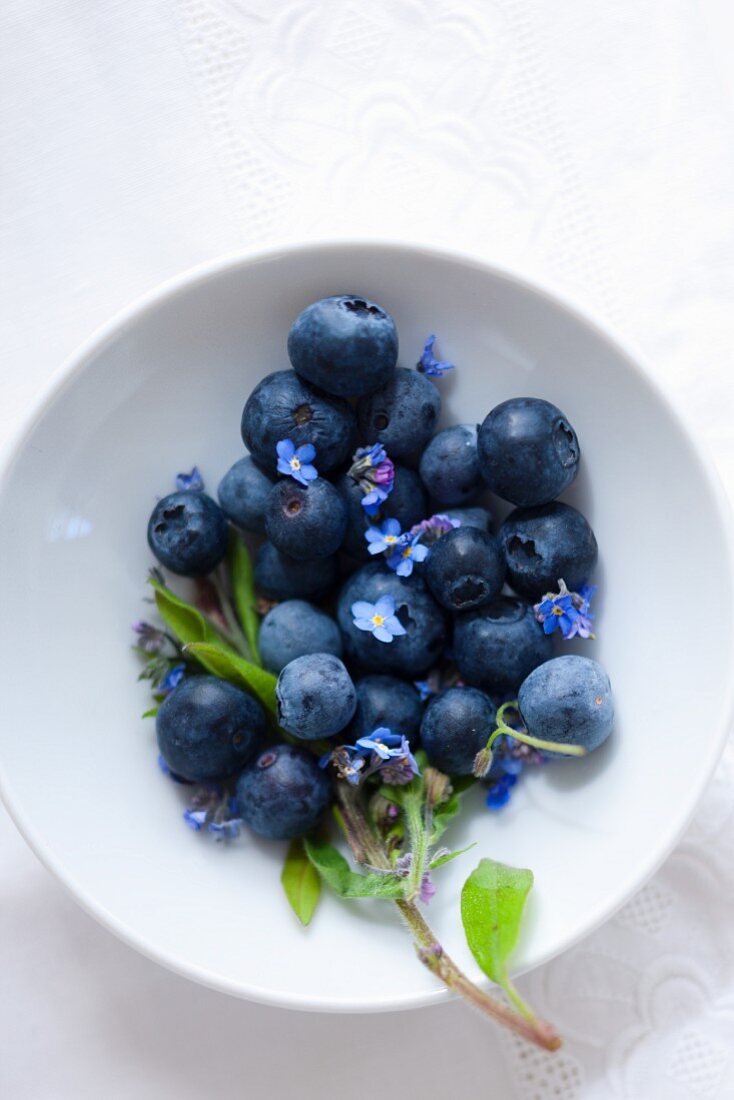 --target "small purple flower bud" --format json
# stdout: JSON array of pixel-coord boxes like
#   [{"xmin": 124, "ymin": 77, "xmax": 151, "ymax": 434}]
[
  {"xmin": 419, "ymin": 872, "xmax": 436, "ymax": 904},
  {"xmin": 132, "ymin": 621, "xmax": 167, "ymax": 654}
]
